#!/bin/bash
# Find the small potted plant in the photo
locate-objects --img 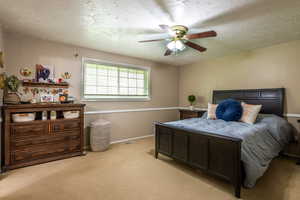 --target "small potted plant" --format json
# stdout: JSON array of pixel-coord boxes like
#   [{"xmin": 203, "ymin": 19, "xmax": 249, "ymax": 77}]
[
  {"xmin": 0, "ymin": 73, "xmax": 21, "ymax": 104},
  {"xmin": 188, "ymin": 95, "xmax": 196, "ymax": 110}
]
